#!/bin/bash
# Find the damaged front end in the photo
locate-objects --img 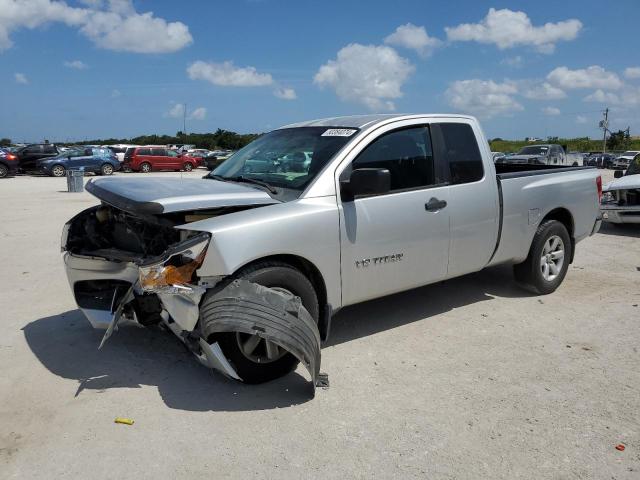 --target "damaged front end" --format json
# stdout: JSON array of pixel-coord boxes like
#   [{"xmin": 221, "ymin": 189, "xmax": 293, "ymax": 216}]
[{"xmin": 62, "ymin": 204, "xmax": 323, "ymax": 392}]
